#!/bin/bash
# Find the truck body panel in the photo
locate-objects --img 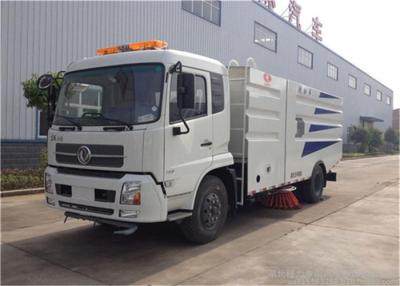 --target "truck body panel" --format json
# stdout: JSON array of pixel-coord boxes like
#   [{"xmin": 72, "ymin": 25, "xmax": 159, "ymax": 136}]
[
  {"xmin": 285, "ymin": 80, "xmax": 343, "ymax": 185},
  {"xmin": 228, "ymin": 66, "xmax": 342, "ymax": 196}
]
